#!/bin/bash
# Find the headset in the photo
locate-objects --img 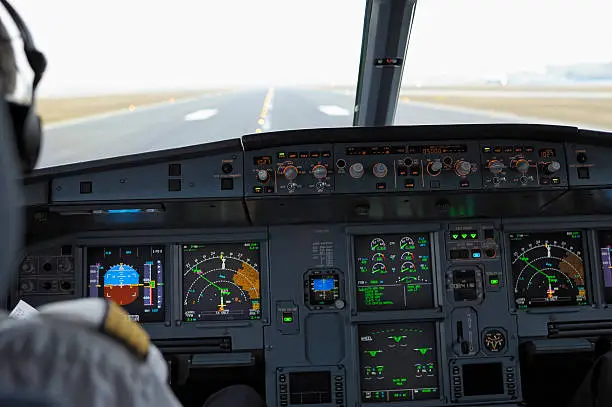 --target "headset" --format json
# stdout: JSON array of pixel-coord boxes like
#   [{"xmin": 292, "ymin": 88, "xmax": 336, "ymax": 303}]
[
  {"xmin": 0, "ymin": 0, "xmax": 46, "ymax": 173},
  {"xmin": 0, "ymin": 0, "xmax": 46, "ymax": 291}
]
